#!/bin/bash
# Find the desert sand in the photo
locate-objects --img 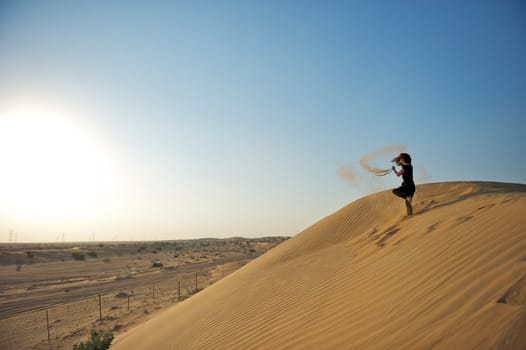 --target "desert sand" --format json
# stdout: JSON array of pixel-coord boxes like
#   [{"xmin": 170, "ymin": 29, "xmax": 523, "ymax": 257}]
[{"xmin": 112, "ymin": 181, "xmax": 526, "ymax": 350}]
